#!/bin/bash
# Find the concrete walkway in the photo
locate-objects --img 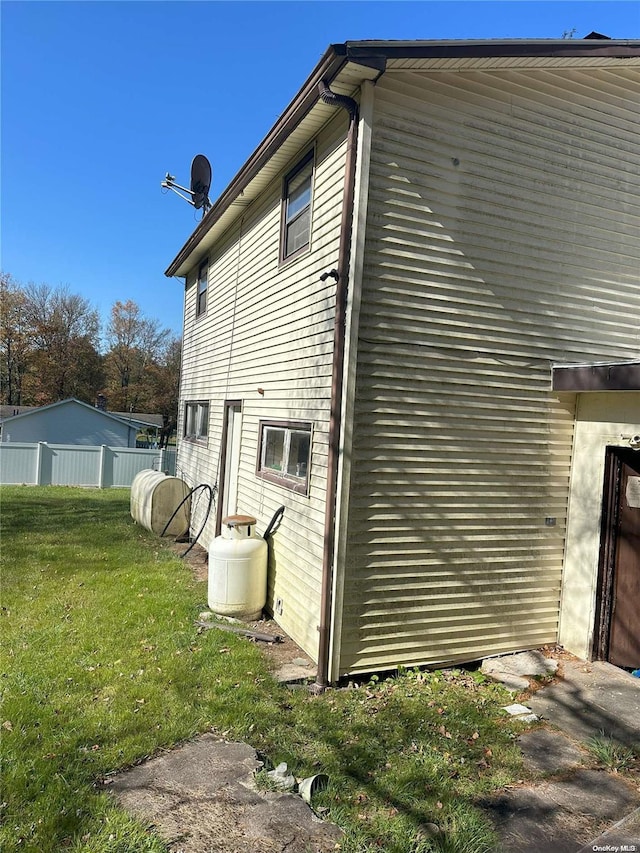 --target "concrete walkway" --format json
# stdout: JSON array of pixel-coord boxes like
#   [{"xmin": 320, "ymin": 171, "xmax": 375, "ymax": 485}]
[
  {"xmin": 480, "ymin": 654, "xmax": 640, "ymax": 853},
  {"xmin": 109, "ymin": 734, "xmax": 341, "ymax": 853},
  {"xmin": 109, "ymin": 653, "xmax": 639, "ymax": 853},
  {"xmin": 527, "ymin": 659, "xmax": 640, "ymax": 747}
]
